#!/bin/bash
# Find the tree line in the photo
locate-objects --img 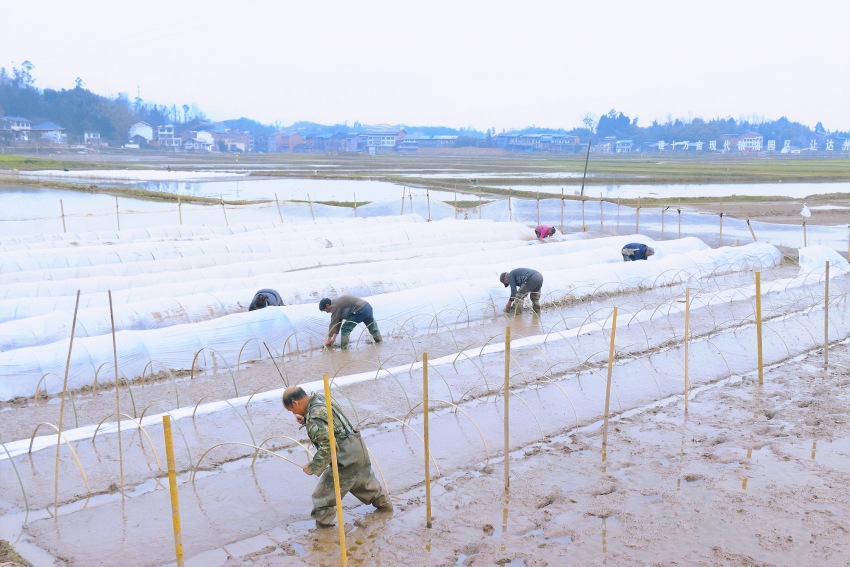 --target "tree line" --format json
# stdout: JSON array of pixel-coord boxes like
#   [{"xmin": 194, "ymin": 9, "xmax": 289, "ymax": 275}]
[{"xmin": 0, "ymin": 61, "xmax": 845, "ymax": 148}]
